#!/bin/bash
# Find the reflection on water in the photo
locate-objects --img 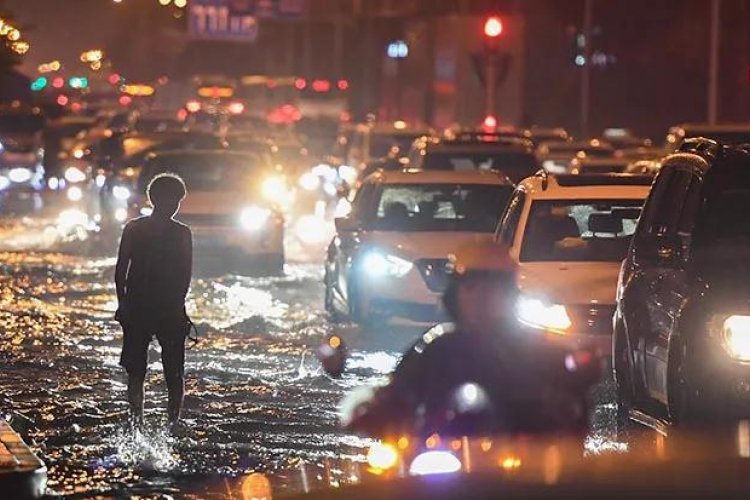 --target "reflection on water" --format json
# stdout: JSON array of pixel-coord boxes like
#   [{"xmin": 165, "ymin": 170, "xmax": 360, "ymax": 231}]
[
  {"xmin": 0, "ymin": 245, "xmax": 388, "ymax": 497},
  {"xmin": 0, "ymin": 222, "xmax": 625, "ymax": 497}
]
